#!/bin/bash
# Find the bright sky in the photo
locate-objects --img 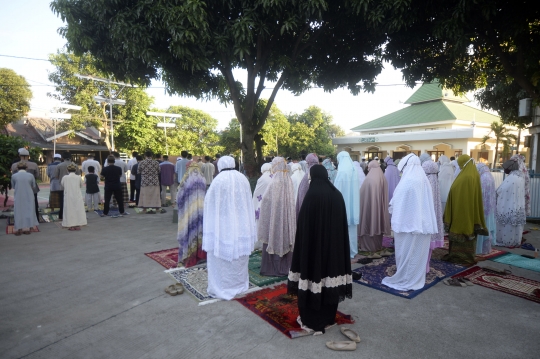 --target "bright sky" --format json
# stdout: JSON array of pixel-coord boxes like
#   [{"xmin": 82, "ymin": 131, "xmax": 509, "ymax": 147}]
[{"xmin": 0, "ymin": 1, "xmax": 480, "ymax": 132}]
